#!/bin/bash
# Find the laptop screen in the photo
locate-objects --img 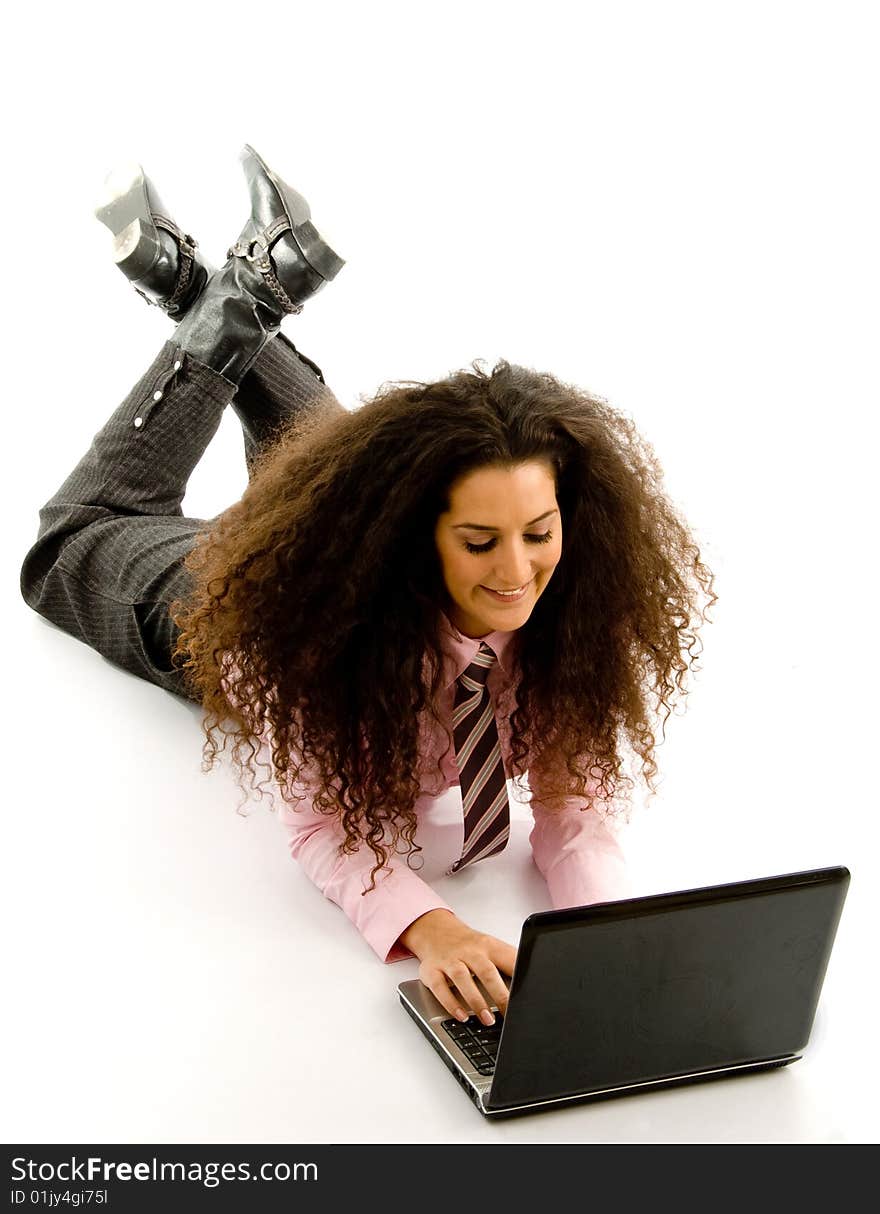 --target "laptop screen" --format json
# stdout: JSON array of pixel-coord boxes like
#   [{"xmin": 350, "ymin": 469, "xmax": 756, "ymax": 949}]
[{"xmin": 487, "ymin": 867, "xmax": 849, "ymax": 1111}]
